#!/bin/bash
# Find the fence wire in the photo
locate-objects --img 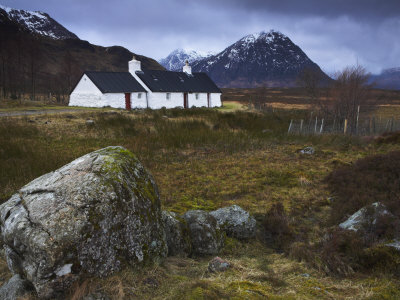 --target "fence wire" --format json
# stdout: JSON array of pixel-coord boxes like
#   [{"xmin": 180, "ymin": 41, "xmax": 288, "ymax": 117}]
[{"xmin": 288, "ymin": 117, "xmax": 400, "ymax": 136}]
